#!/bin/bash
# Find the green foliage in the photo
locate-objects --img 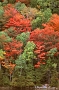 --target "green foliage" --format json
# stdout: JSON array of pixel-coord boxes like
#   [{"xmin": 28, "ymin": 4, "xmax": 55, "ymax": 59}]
[
  {"xmin": 49, "ymin": 0, "xmax": 59, "ymax": 14},
  {"xmin": 16, "ymin": 32, "xmax": 30, "ymax": 45},
  {"xmin": 23, "ymin": 41, "xmax": 36, "ymax": 61},
  {"xmin": 0, "ymin": 49, "xmax": 6, "ymax": 59},
  {"xmin": 32, "ymin": 17, "xmax": 42, "ymax": 29},
  {"xmin": 15, "ymin": 41, "xmax": 36, "ymax": 73},
  {"xmin": 2, "ymin": 75, "xmax": 10, "ymax": 86},
  {"xmin": 37, "ymin": 0, "xmax": 47, "ymax": 9},
  {"xmin": 2, "ymin": 0, "xmax": 15, "ymax": 4},
  {"xmin": 0, "ymin": 0, "xmax": 59, "ymax": 87},
  {"xmin": 30, "ymin": 0, "xmax": 37, "ymax": 7},
  {"xmin": 11, "ymin": 75, "xmax": 34, "ymax": 87},
  {"xmin": 0, "ymin": 6, "xmax": 4, "ymax": 18},
  {"xmin": 32, "ymin": 8, "xmax": 52, "ymax": 29},
  {"xmin": 46, "ymin": 57, "xmax": 52, "ymax": 69},
  {"xmin": 52, "ymin": 63, "xmax": 57, "ymax": 69},
  {"xmin": 15, "ymin": 54, "xmax": 27, "ymax": 76},
  {"xmin": 0, "ymin": 2, "xmax": 2, "ymax": 6},
  {"xmin": 47, "ymin": 48, "xmax": 57, "ymax": 57},
  {"xmin": 50, "ymin": 70, "xmax": 58, "ymax": 87},
  {"xmin": 30, "ymin": 0, "xmax": 50, "ymax": 9},
  {"xmin": 11, "ymin": 76, "xmax": 26, "ymax": 87},
  {"xmin": 15, "ymin": 1, "xmax": 26, "ymax": 12},
  {"xmin": 0, "ymin": 70, "xmax": 10, "ymax": 86},
  {"xmin": 30, "ymin": 0, "xmax": 59, "ymax": 14},
  {"xmin": 8, "ymin": 0, "xmax": 15, "ymax": 3},
  {"xmin": 2, "ymin": 0, "xmax": 8, "ymax": 6},
  {"xmin": 25, "ymin": 75, "xmax": 35, "ymax": 86},
  {"xmin": 34, "ymin": 64, "xmax": 50, "ymax": 86},
  {"xmin": 14, "ymin": 41, "xmax": 36, "ymax": 86},
  {"xmin": 5, "ymin": 36, "xmax": 12, "ymax": 42},
  {"xmin": 34, "ymin": 68, "xmax": 42, "ymax": 86},
  {"xmin": 43, "ymin": 8, "xmax": 52, "ymax": 22},
  {"xmin": 0, "ymin": 70, "xmax": 3, "ymax": 86},
  {"xmin": 0, "ymin": 31, "xmax": 12, "ymax": 42},
  {"xmin": 6, "ymin": 27, "xmax": 16, "ymax": 38}
]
